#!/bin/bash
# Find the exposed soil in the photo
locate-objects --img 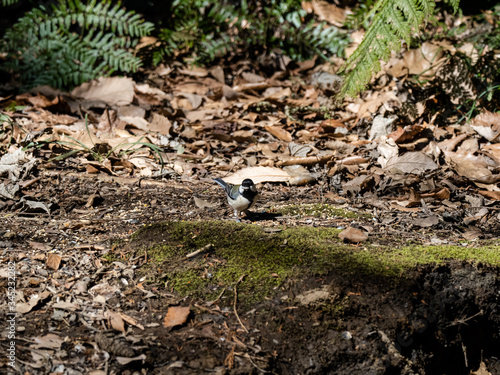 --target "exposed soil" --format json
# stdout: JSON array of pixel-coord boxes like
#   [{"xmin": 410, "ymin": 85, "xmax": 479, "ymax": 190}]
[{"xmin": 1, "ymin": 170, "xmax": 500, "ymax": 375}]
